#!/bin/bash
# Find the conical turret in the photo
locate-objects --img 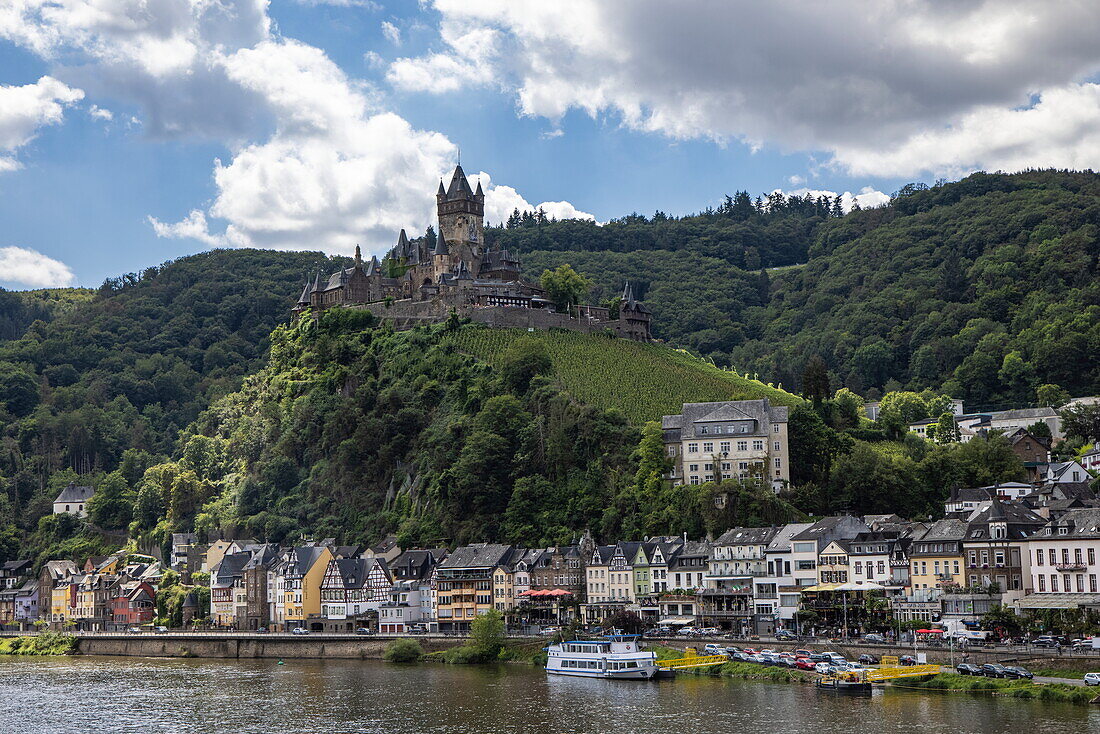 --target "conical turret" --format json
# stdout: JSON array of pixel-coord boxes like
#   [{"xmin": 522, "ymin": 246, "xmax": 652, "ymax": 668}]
[{"xmin": 296, "ymin": 277, "xmax": 312, "ymax": 305}]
